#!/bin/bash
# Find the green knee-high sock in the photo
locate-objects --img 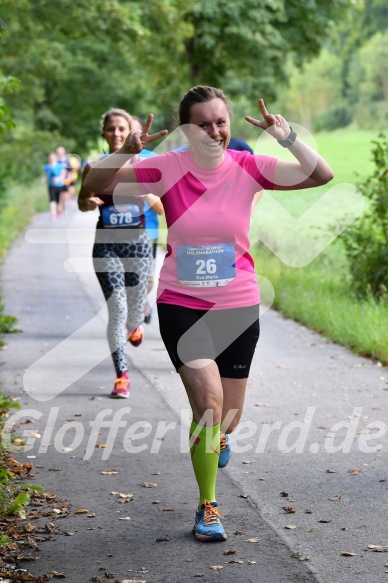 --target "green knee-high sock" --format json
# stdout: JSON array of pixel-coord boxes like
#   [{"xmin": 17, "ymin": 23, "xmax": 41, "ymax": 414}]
[{"xmin": 189, "ymin": 421, "xmax": 220, "ymax": 507}]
